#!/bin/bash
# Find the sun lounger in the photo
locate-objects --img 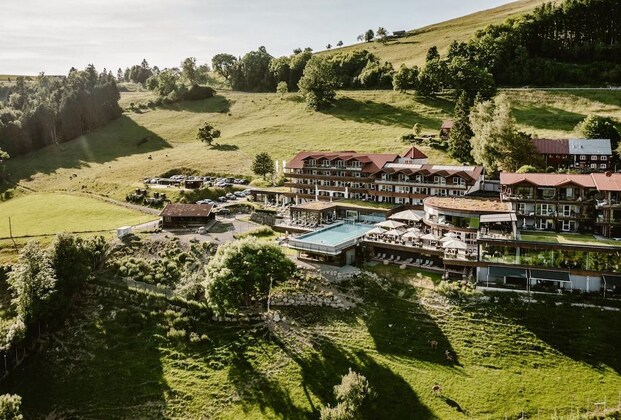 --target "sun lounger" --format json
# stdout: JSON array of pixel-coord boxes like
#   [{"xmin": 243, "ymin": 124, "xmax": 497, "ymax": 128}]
[
  {"xmin": 394, "ymin": 256, "xmax": 401, "ymax": 262},
  {"xmin": 415, "ymin": 258, "xmax": 422, "ymax": 266},
  {"xmin": 405, "ymin": 258, "xmax": 413, "ymax": 264}
]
